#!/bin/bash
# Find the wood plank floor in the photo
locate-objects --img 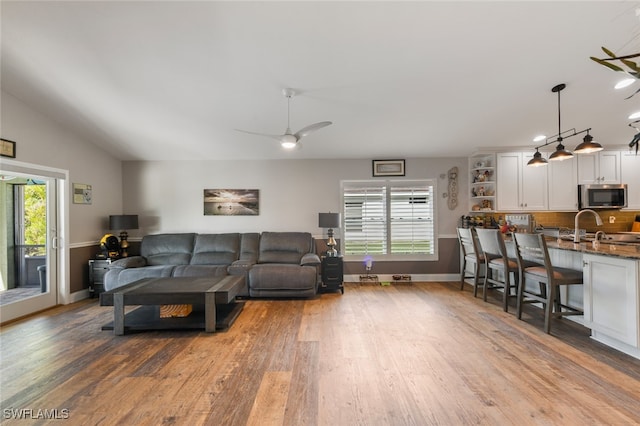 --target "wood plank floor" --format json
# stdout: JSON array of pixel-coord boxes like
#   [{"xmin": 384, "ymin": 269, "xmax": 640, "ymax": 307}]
[{"xmin": 1, "ymin": 282, "xmax": 640, "ymax": 425}]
